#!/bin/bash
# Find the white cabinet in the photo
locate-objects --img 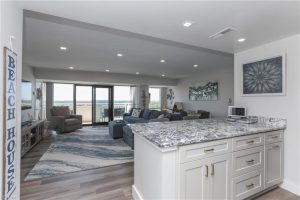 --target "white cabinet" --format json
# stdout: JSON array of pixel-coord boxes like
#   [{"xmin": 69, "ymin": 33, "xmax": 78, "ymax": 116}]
[
  {"xmin": 179, "ymin": 159, "xmax": 208, "ymax": 200},
  {"xmin": 209, "ymin": 154, "xmax": 232, "ymax": 200},
  {"xmin": 178, "ymin": 130, "xmax": 284, "ymax": 200},
  {"xmin": 179, "ymin": 154, "xmax": 232, "ymax": 200},
  {"xmin": 265, "ymin": 142, "xmax": 283, "ymax": 188}
]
